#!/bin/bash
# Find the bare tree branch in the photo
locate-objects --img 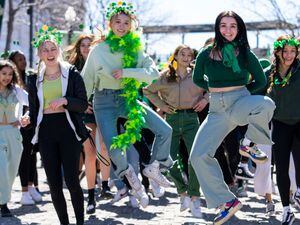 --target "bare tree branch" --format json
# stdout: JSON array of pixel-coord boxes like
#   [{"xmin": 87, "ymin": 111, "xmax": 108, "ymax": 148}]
[{"xmin": 239, "ymin": 0, "xmax": 299, "ymax": 36}]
